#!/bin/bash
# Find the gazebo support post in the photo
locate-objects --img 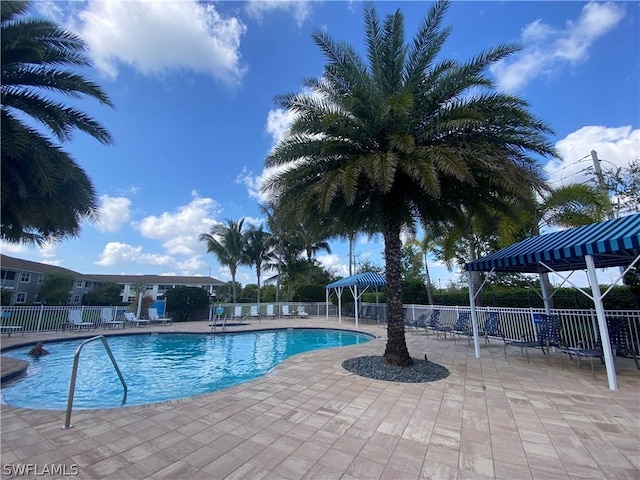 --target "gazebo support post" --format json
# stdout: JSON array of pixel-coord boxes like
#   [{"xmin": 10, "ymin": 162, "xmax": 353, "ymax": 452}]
[
  {"xmin": 585, "ymin": 255, "xmax": 618, "ymax": 391},
  {"xmin": 467, "ymin": 273, "xmax": 481, "ymax": 359}
]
